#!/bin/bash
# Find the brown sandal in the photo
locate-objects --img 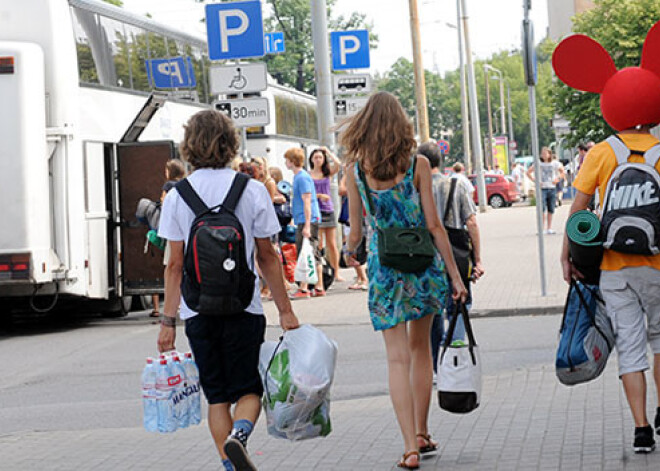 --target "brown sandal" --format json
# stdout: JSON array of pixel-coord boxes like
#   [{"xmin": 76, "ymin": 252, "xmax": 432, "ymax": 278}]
[
  {"xmin": 397, "ymin": 450, "xmax": 420, "ymax": 469},
  {"xmin": 417, "ymin": 433, "xmax": 438, "ymax": 453}
]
